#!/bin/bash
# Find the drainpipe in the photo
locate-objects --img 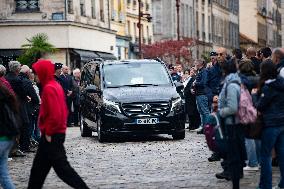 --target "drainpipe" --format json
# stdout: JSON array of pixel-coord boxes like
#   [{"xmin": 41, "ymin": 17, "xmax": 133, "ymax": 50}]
[
  {"xmin": 65, "ymin": 0, "xmax": 68, "ymax": 20},
  {"xmin": 108, "ymin": 0, "xmax": 111, "ymax": 29}
]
